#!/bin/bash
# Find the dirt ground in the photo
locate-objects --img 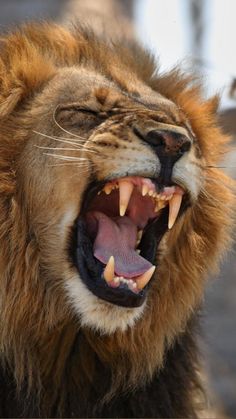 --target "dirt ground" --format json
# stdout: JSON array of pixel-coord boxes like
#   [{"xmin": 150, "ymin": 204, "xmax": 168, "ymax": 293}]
[{"xmin": 0, "ymin": 1, "xmax": 235, "ymax": 416}]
